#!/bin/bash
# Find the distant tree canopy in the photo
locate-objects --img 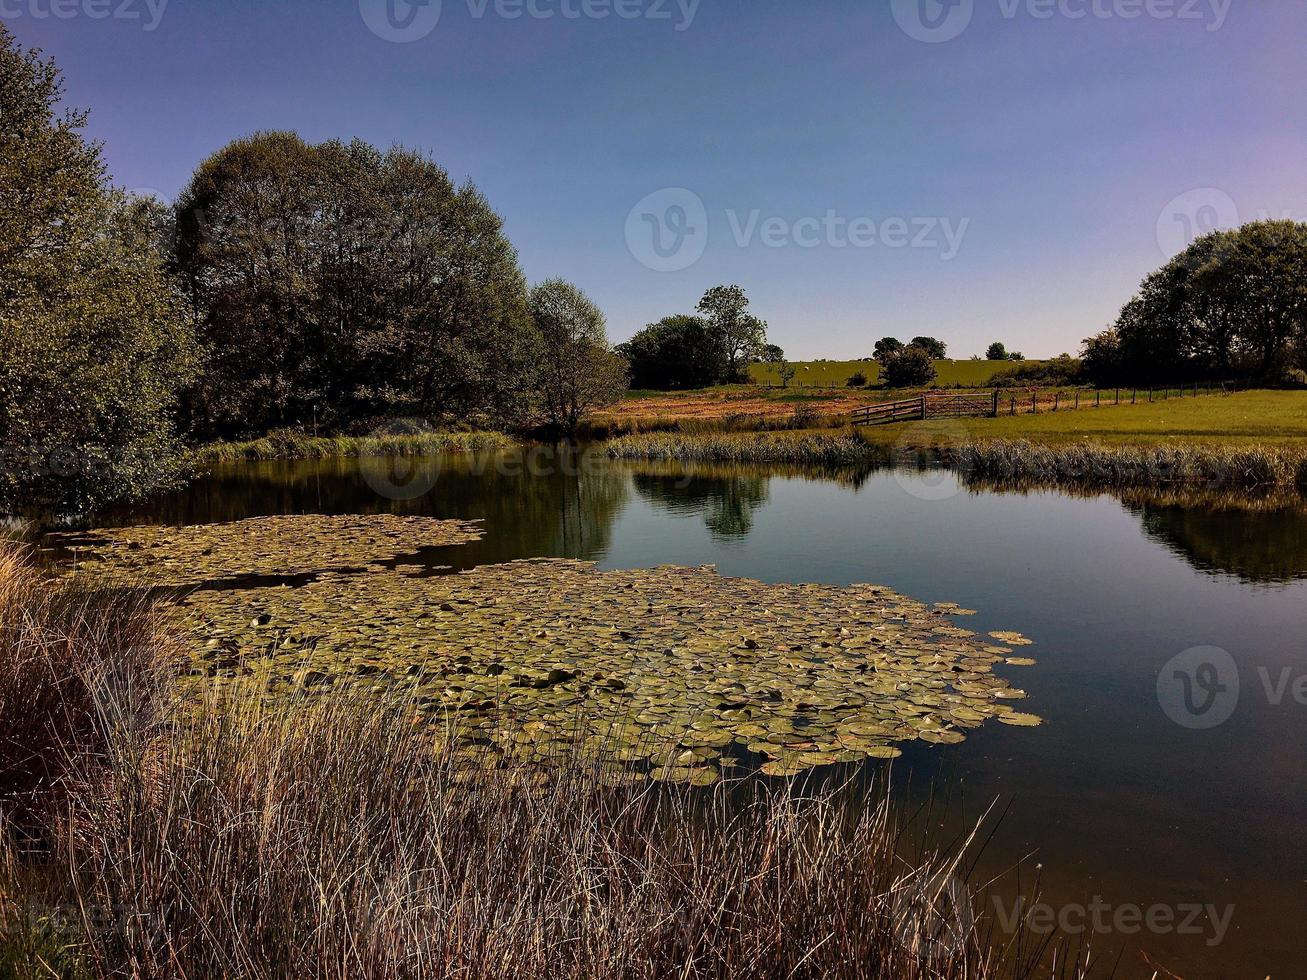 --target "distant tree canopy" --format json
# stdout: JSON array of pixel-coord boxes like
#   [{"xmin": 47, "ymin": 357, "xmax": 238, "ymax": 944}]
[
  {"xmin": 0, "ymin": 27, "xmax": 197, "ymax": 518},
  {"xmin": 620, "ymin": 286, "xmax": 769, "ymax": 390},
  {"xmin": 879, "ymin": 346, "xmax": 937, "ymax": 388},
  {"xmin": 910, "ymin": 336, "xmax": 948, "ymax": 360},
  {"xmin": 527, "ymin": 279, "xmax": 628, "ymax": 435},
  {"xmin": 175, "ymin": 132, "xmax": 534, "ymax": 437},
  {"xmin": 696, "ymin": 285, "xmax": 768, "ymax": 383},
  {"xmin": 619, "ymin": 315, "xmax": 725, "ymax": 390},
  {"xmin": 873, "ymin": 337, "xmax": 904, "ymax": 361},
  {"xmin": 1083, "ymin": 221, "xmax": 1307, "ymax": 386}
]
